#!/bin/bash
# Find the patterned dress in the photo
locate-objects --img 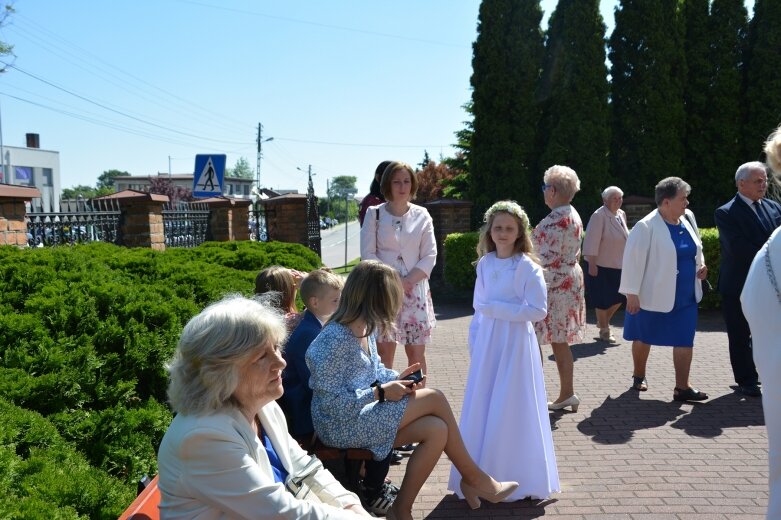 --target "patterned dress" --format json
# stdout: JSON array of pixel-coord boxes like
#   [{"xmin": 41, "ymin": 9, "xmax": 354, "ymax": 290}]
[
  {"xmin": 532, "ymin": 205, "xmax": 586, "ymax": 345},
  {"xmin": 306, "ymin": 322, "xmax": 408, "ymax": 460}
]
